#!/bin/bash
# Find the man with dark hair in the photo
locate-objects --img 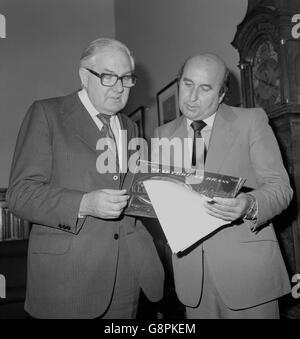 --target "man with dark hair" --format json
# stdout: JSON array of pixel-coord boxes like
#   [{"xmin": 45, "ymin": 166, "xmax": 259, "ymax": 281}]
[
  {"xmin": 7, "ymin": 38, "xmax": 164, "ymax": 319},
  {"xmin": 153, "ymin": 53, "xmax": 292, "ymax": 319}
]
